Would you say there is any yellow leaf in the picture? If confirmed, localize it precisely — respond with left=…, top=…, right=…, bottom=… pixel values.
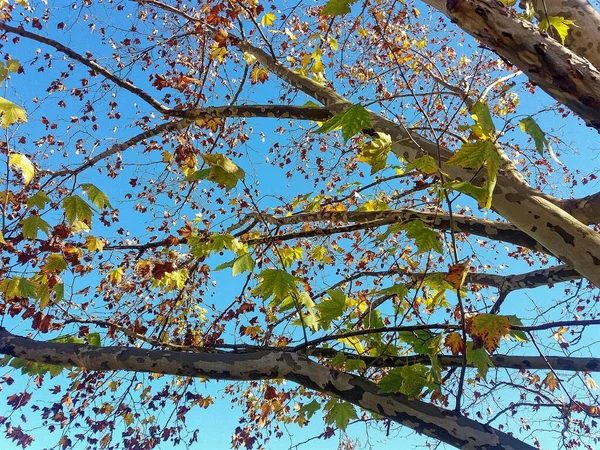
left=260, top=12, right=276, bottom=27
left=162, top=151, right=174, bottom=163
left=585, top=377, right=599, bottom=391
left=85, top=235, right=105, bottom=252
left=108, top=267, right=124, bottom=285
left=0, top=230, right=5, bottom=244
left=9, top=153, right=34, bottom=185
left=71, top=220, right=91, bottom=233
left=0, top=96, right=26, bottom=128
left=243, top=52, right=257, bottom=65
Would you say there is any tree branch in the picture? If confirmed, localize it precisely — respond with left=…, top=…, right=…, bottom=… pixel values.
left=0, top=327, right=535, bottom=450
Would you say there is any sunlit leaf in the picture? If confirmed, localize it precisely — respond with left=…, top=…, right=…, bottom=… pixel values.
left=357, top=132, right=392, bottom=174
left=253, top=269, right=299, bottom=301
left=63, top=195, right=94, bottom=225
left=0, top=97, right=27, bottom=128
left=315, top=104, right=371, bottom=142
left=201, top=153, right=245, bottom=191
left=402, top=220, right=442, bottom=254
left=405, top=155, right=439, bottom=174
left=539, top=16, right=575, bottom=44
left=21, top=215, right=51, bottom=240
left=469, top=314, right=511, bottom=353
left=81, top=183, right=112, bottom=210
left=466, top=342, right=494, bottom=379
left=325, top=400, right=357, bottom=430
left=260, top=12, right=276, bottom=27
left=321, top=0, right=356, bottom=16
left=27, top=191, right=50, bottom=210
left=378, top=364, right=428, bottom=398
left=9, top=153, right=34, bottom=185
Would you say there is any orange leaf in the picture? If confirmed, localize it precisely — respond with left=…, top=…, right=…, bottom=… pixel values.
left=444, top=332, right=465, bottom=356
left=444, top=259, right=471, bottom=290
left=543, top=372, right=559, bottom=392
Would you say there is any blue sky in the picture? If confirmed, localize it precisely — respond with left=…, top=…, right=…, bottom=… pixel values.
left=0, top=0, right=599, bottom=448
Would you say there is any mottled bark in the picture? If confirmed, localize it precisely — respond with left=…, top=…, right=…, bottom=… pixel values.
left=423, top=0, right=600, bottom=130
left=526, top=0, right=600, bottom=69
left=0, top=327, right=534, bottom=450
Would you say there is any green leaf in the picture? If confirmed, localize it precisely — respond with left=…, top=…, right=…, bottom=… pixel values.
left=405, top=155, right=439, bottom=174
left=519, top=116, right=547, bottom=155
left=185, top=168, right=210, bottom=181
left=27, top=191, right=51, bottom=210
left=232, top=253, right=255, bottom=276
left=321, top=0, right=356, bottom=16
left=402, top=220, right=442, bottom=254
left=0, top=277, right=38, bottom=300
left=0, top=97, right=26, bottom=128
left=450, top=181, right=488, bottom=205
left=345, top=358, right=366, bottom=372
left=201, top=153, right=245, bottom=191
left=253, top=269, right=299, bottom=301
left=325, top=401, right=357, bottom=430
left=298, top=400, right=321, bottom=420
left=377, top=283, right=409, bottom=299
left=447, top=140, right=498, bottom=170
left=470, top=102, right=495, bottom=136
left=53, top=283, right=65, bottom=302
left=316, top=289, right=346, bottom=326
left=87, top=332, right=101, bottom=346
left=398, top=330, right=438, bottom=355
left=315, top=104, right=371, bottom=142
left=21, top=215, right=51, bottom=240
left=539, top=16, right=575, bottom=44
left=9, top=153, right=34, bottom=184
left=81, top=183, right=112, bottom=209
left=357, top=132, right=392, bottom=174
left=279, top=246, right=304, bottom=268
left=507, top=315, right=528, bottom=342
left=50, top=334, right=85, bottom=344
left=63, top=195, right=94, bottom=225
left=298, top=291, right=319, bottom=331
left=44, top=253, right=67, bottom=273
left=378, top=364, right=428, bottom=398
left=6, top=59, right=20, bottom=73
left=466, top=342, right=494, bottom=379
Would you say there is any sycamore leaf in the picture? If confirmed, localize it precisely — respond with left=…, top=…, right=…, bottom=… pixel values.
left=539, top=16, right=575, bottom=45
left=81, top=183, right=112, bottom=209
left=325, top=401, right=357, bottom=430
left=85, top=236, right=105, bottom=252
left=9, top=153, right=34, bottom=185
left=315, top=104, right=371, bottom=142
left=402, top=220, right=442, bottom=254
left=279, top=246, right=304, bottom=268
left=0, top=97, right=27, bottom=128
left=108, top=267, right=124, bottom=285
left=507, top=315, right=528, bottom=342
left=311, top=246, right=334, bottom=264
left=450, top=181, right=488, bottom=205
left=398, top=330, right=438, bottom=355
left=6, top=59, right=19, bottom=73
left=298, top=400, right=321, bottom=420
left=44, top=253, right=67, bottom=273
left=87, top=332, right=101, bottom=347
left=321, top=0, right=356, bottom=16
left=63, top=195, right=94, bottom=225
left=253, top=269, right=299, bottom=301
left=405, top=155, right=439, bottom=174
left=543, top=372, right=559, bottom=392
left=377, top=283, right=409, bottom=299
left=447, top=140, right=498, bottom=170
left=444, top=259, right=471, bottom=290
left=316, top=289, right=346, bottom=326
left=21, top=215, right=51, bottom=240
left=519, top=116, right=548, bottom=156
left=298, top=291, right=319, bottom=331
left=470, top=102, right=495, bottom=136
left=260, top=12, right=276, bottom=27
left=0, top=277, right=38, bottom=300
left=232, top=253, right=255, bottom=276
left=201, top=153, right=245, bottom=191
left=444, top=332, right=465, bottom=356
left=0, top=230, right=5, bottom=245
left=466, top=342, right=494, bottom=379
left=27, top=191, right=50, bottom=210
left=378, top=364, right=428, bottom=398
left=469, top=313, right=511, bottom=353
left=357, top=132, right=392, bottom=174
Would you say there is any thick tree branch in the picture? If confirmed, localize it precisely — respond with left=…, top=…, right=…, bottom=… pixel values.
left=0, top=327, right=534, bottom=450
left=423, top=0, right=600, bottom=130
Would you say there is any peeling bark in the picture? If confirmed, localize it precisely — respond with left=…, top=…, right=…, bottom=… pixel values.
left=0, top=328, right=535, bottom=450
left=423, top=0, right=600, bottom=130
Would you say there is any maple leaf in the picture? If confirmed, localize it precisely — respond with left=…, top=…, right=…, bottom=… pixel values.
left=468, top=314, right=511, bottom=353
left=325, top=400, right=357, bottom=430
left=0, top=97, right=27, bottom=128
left=315, top=104, right=371, bottom=142
left=253, top=269, right=299, bottom=301
left=9, top=153, right=34, bottom=185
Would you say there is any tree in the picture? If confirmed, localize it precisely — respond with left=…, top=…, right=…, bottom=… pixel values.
left=0, top=0, right=598, bottom=447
